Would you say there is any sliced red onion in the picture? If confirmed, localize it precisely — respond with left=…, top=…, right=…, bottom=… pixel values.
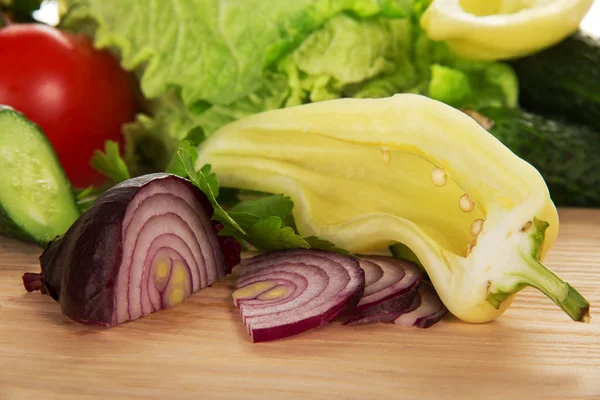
left=22, top=173, right=241, bottom=326
left=233, top=249, right=365, bottom=342
left=354, top=256, right=422, bottom=312
left=394, top=282, right=448, bottom=328
left=238, top=262, right=329, bottom=320
left=343, top=290, right=419, bottom=326
left=360, top=258, right=384, bottom=287
left=235, top=268, right=312, bottom=310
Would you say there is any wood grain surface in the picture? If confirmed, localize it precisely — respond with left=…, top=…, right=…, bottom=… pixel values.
left=0, top=208, right=598, bottom=400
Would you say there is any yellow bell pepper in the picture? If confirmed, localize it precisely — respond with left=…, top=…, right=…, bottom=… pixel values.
left=420, top=0, right=595, bottom=60
left=196, top=94, right=590, bottom=323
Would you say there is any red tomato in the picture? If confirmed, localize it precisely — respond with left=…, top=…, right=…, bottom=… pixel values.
left=0, top=23, right=136, bottom=187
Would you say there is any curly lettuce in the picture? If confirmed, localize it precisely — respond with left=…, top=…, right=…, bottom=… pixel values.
left=63, top=0, right=518, bottom=174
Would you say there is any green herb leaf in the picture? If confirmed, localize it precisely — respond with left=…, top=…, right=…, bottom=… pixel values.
left=90, top=140, right=131, bottom=183
left=304, top=236, right=352, bottom=256
left=73, top=185, right=102, bottom=214
left=222, top=211, right=309, bottom=252
left=216, top=187, right=241, bottom=209
left=171, top=145, right=244, bottom=234
left=230, top=194, right=293, bottom=221
left=199, top=164, right=220, bottom=199
left=165, top=140, right=197, bottom=178
left=221, top=212, right=260, bottom=235
left=245, top=217, right=310, bottom=252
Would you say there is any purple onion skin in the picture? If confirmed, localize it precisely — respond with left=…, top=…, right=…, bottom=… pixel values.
left=213, top=223, right=241, bottom=274
left=33, top=184, right=131, bottom=326
left=22, top=173, right=241, bottom=326
left=342, top=290, right=419, bottom=326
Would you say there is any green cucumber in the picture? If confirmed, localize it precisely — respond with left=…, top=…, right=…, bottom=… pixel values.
left=0, top=106, right=80, bottom=246
left=509, top=33, right=600, bottom=131
left=466, top=107, right=600, bottom=208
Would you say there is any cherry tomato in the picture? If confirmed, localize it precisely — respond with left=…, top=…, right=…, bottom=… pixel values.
left=0, top=23, right=136, bottom=187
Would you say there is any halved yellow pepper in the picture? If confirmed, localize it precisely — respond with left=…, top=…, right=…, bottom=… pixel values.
left=420, top=0, right=594, bottom=60
left=196, top=94, right=590, bottom=323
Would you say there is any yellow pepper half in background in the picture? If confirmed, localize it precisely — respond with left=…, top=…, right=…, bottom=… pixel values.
left=196, top=94, right=590, bottom=324
left=420, top=0, right=595, bottom=60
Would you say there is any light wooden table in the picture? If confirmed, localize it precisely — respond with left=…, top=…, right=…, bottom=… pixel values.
left=0, top=208, right=598, bottom=399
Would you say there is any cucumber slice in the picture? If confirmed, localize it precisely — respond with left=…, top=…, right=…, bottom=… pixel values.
left=0, top=106, right=80, bottom=246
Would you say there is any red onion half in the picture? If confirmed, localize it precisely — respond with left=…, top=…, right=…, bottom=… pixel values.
left=233, top=249, right=365, bottom=342
left=22, top=173, right=241, bottom=326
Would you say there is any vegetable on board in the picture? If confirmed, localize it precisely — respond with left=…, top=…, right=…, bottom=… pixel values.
left=233, top=249, right=365, bottom=342
left=0, top=106, right=79, bottom=246
left=22, top=173, right=241, bottom=326
left=196, top=94, right=590, bottom=324
left=509, top=32, right=600, bottom=132
left=0, top=23, right=137, bottom=188
left=463, top=107, right=600, bottom=208
left=420, top=0, right=594, bottom=60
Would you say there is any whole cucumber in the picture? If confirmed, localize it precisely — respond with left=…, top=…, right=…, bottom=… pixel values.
left=509, top=33, right=600, bottom=132
left=466, top=107, right=600, bottom=208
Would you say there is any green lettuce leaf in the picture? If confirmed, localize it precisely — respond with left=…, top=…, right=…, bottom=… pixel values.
left=66, top=0, right=517, bottom=176
left=123, top=92, right=206, bottom=175
left=65, top=0, right=407, bottom=107
left=346, top=17, right=420, bottom=98
left=125, top=73, right=290, bottom=173
left=413, top=28, right=519, bottom=109
left=63, top=0, right=411, bottom=172
left=292, top=14, right=397, bottom=85
left=426, top=57, right=519, bottom=109
left=279, top=15, right=418, bottom=104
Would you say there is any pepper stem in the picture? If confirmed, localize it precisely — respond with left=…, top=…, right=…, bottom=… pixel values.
left=487, top=217, right=590, bottom=322
left=487, top=256, right=590, bottom=323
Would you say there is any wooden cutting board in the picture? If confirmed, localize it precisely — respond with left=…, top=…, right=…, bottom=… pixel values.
left=0, top=208, right=598, bottom=400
